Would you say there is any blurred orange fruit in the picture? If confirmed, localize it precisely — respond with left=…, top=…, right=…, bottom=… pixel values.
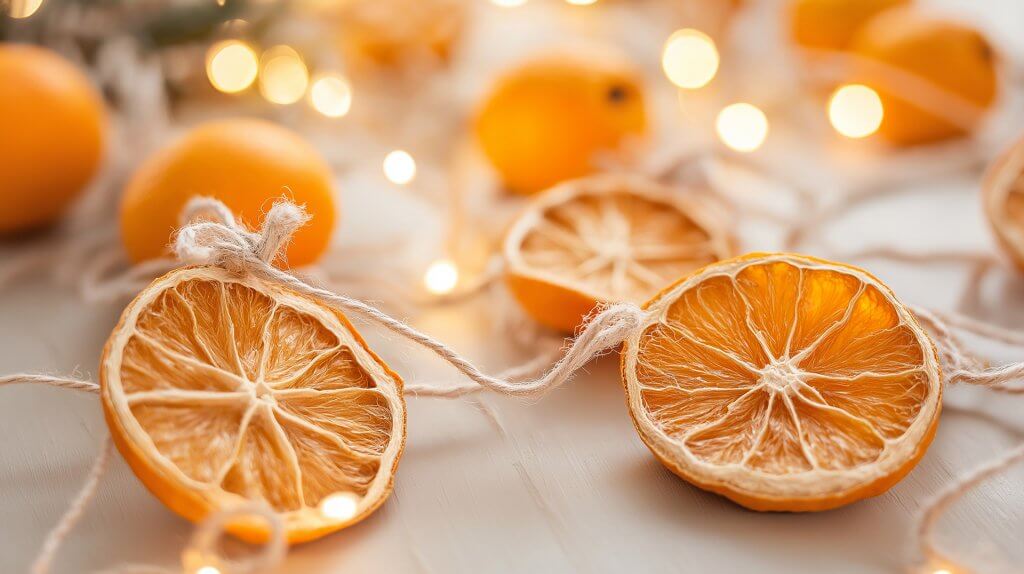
left=101, top=265, right=406, bottom=543
left=849, top=7, right=998, bottom=146
left=503, top=174, right=733, bottom=333
left=475, top=52, right=647, bottom=195
left=333, top=0, right=465, bottom=71
left=0, top=43, right=106, bottom=234
left=622, top=253, right=942, bottom=511
left=983, top=135, right=1024, bottom=270
left=789, top=0, right=910, bottom=51
left=121, top=119, right=336, bottom=267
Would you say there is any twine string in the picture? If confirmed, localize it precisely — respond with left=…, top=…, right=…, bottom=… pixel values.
left=916, top=442, right=1024, bottom=572
left=2, top=376, right=286, bottom=574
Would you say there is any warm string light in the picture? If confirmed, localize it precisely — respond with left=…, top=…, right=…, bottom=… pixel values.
left=8, top=0, right=44, bottom=18
left=319, top=492, right=359, bottom=520
left=383, top=150, right=417, bottom=185
left=205, top=40, right=259, bottom=94
left=424, top=259, right=459, bottom=295
left=491, top=0, right=527, bottom=7
left=194, top=566, right=221, bottom=574
left=661, top=28, right=719, bottom=90
left=716, top=103, right=769, bottom=152
left=566, top=0, right=598, bottom=5
left=259, top=45, right=309, bottom=105
left=828, top=84, right=884, bottom=139
left=310, top=74, right=353, bottom=118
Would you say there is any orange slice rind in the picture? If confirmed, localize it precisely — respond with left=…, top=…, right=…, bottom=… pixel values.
left=101, top=266, right=406, bottom=543
left=503, top=174, right=734, bottom=332
left=621, top=253, right=942, bottom=511
left=984, top=136, right=1024, bottom=270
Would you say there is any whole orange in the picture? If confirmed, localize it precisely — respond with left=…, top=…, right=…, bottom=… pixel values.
left=474, top=51, right=647, bottom=195
left=121, top=119, right=336, bottom=267
left=849, top=7, right=998, bottom=146
left=788, top=0, right=910, bottom=52
left=0, top=43, right=106, bottom=234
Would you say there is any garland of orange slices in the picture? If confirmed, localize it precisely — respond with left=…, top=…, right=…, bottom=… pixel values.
left=4, top=4, right=1024, bottom=573
left=6, top=186, right=1024, bottom=574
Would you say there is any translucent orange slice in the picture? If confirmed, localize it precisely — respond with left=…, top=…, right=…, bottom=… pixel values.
left=621, top=253, right=942, bottom=511
left=984, top=135, right=1024, bottom=270
left=503, top=174, right=734, bottom=332
left=100, top=266, right=406, bottom=543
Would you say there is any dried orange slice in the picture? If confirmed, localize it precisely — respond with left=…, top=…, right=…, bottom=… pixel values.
left=621, top=253, right=941, bottom=511
left=100, top=266, right=405, bottom=543
left=984, top=135, right=1024, bottom=270
left=503, top=174, right=734, bottom=333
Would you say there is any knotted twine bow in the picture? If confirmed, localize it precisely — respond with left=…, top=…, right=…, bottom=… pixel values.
left=6, top=196, right=1024, bottom=573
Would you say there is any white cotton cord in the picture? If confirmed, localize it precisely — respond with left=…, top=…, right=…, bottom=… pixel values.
left=406, top=340, right=566, bottom=398
left=4, top=373, right=288, bottom=574
left=916, top=442, right=1024, bottom=572
left=180, top=503, right=287, bottom=574
left=174, top=197, right=650, bottom=400
left=932, top=308, right=1024, bottom=349
left=911, top=305, right=1024, bottom=393
left=78, top=254, right=178, bottom=304
left=0, top=373, right=101, bottom=394
left=32, top=438, right=114, bottom=574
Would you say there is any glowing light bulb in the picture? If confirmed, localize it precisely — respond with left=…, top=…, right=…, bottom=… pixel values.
left=566, top=0, right=597, bottom=4
left=310, top=74, right=353, bottom=118
left=932, top=570, right=952, bottom=574
left=424, top=259, right=459, bottom=295
left=491, top=0, right=527, bottom=7
left=661, top=28, right=719, bottom=90
left=716, top=103, right=769, bottom=153
left=383, top=150, right=416, bottom=185
left=259, top=46, right=309, bottom=105
left=195, top=566, right=221, bottom=574
left=828, top=84, right=884, bottom=139
left=206, top=40, right=259, bottom=94
left=8, top=0, right=43, bottom=18
left=319, top=492, right=359, bottom=520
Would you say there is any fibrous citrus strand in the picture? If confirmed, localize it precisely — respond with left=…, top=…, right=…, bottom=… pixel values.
left=519, top=191, right=717, bottom=302
left=119, top=278, right=393, bottom=512
left=635, top=260, right=928, bottom=475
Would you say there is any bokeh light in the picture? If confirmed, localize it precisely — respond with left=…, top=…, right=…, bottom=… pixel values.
left=491, top=0, right=527, bottom=7
left=259, top=45, right=309, bottom=105
left=383, top=150, right=417, bottom=185
left=195, top=566, right=221, bottom=574
left=828, top=84, right=884, bottom=139
left=424, top=260, right=459, bottom=295
left=566, top=0, right=598, bottom=5
left=716, top=103, right=769, bottom=153
left=310, top=74, right=353, bottom=118
left=8, top=0, right=44, bottom=18
left=661, top=28, right=719, bottom=90
left=319, top=492, right=359, bottom=520
left=206, top=40, right=259, bottom=94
